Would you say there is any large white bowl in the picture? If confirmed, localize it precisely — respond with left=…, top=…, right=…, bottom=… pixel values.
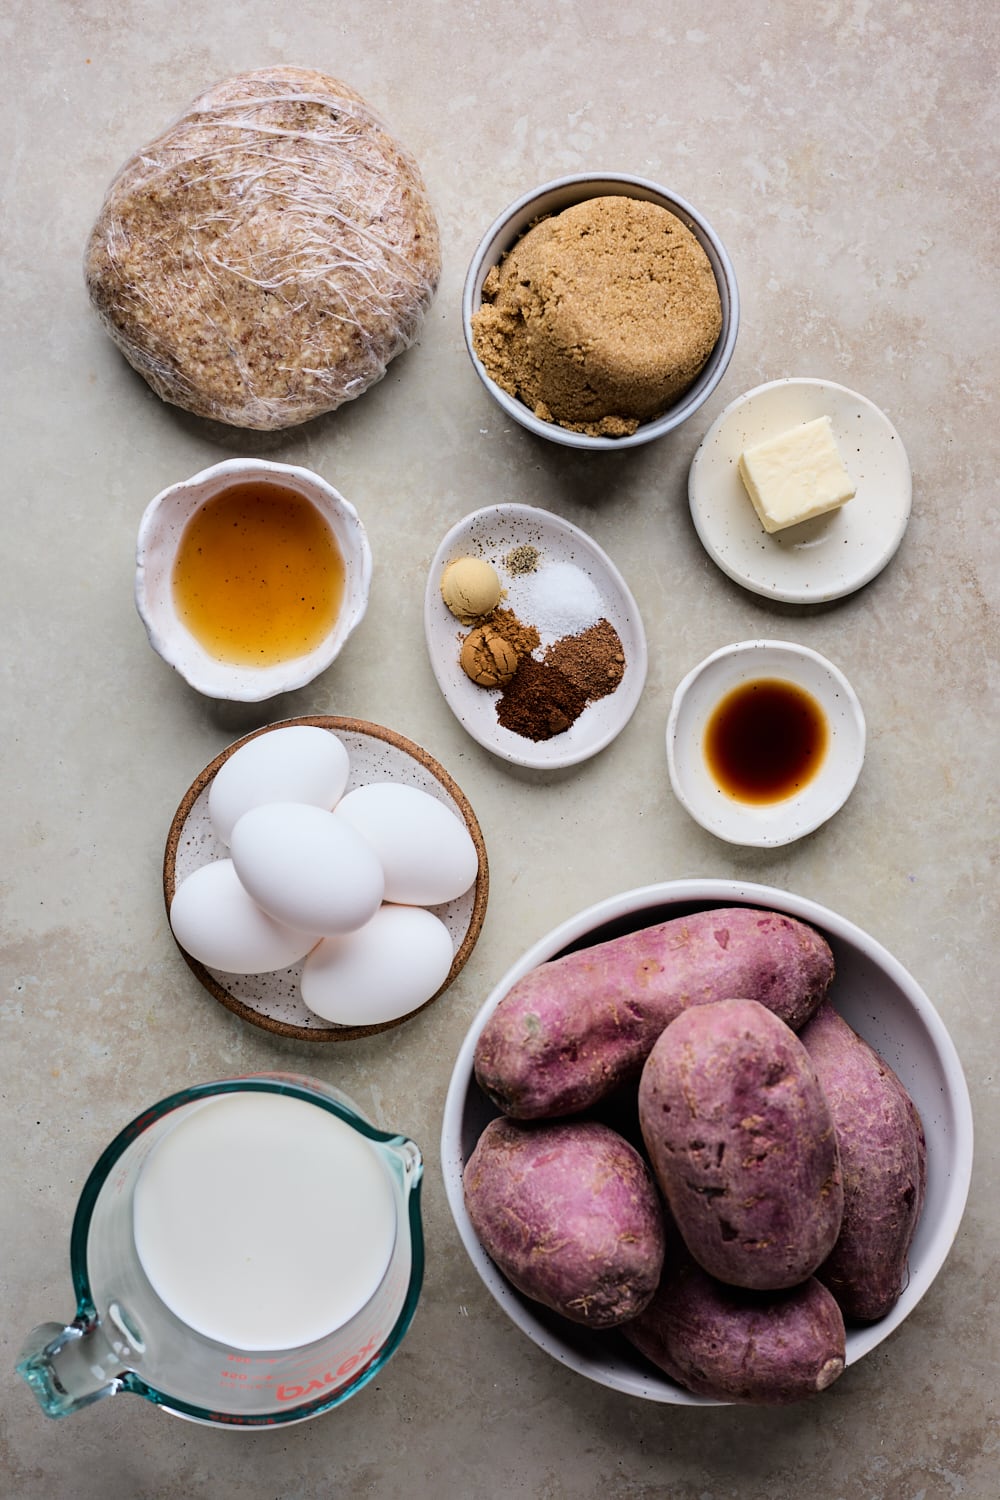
left=463, top=174, right=739, bottom=451
left=441, top=879, right=973, bottom=1405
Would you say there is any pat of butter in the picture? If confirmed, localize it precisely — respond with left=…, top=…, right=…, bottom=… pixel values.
left=738, top=416, right=856, bottom=533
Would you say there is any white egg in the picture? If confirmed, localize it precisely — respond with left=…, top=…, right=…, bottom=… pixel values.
left=209, top=727, right=350, bottom=845
left=230, top=802, right=384, bottom=936
left=169, top=860, right=320, bottom=974
left=334, top=783, right=479, bottom=906
left=300, top=904, right=455, bottom=1025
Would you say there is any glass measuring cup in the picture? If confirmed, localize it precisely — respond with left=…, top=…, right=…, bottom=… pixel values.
left=16, top=1073, right=423, bottom=1427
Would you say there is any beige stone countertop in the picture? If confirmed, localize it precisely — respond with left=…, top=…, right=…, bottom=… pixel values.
left=2, top=3, right=997, bottom=1497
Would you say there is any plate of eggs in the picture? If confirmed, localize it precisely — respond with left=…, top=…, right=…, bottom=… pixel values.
left=164, top=717, right=489, bottom=1040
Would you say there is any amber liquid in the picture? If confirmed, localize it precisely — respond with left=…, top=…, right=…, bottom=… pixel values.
left=704, top=678, right=828, bottom=804
left=172, top=481, right=345, bottom=667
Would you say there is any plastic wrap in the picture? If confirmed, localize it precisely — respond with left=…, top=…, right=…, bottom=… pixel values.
left=85, top=68, right=441, bottom=431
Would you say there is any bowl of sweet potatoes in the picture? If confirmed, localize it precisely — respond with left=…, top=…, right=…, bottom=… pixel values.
left=441, top=879, right=973, bottom=1405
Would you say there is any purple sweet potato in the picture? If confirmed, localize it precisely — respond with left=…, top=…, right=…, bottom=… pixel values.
left=474, top=908, right=834, bottom=1119
left=462, top=1116, right=665, bottom=1328
left=638, top=998, right=843, bottom=1290
left=622, top=1243, right=846, bottom=1404
left=799, top=1001, right=927, bottom=1321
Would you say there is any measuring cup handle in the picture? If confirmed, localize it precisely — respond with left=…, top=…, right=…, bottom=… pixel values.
left=17, top=1319, right=125, bottom=1418
left=397, top=1138, right=423, bottom=1183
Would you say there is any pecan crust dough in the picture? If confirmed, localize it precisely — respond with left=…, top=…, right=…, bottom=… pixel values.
left=85, top=67, right=441, bottom=430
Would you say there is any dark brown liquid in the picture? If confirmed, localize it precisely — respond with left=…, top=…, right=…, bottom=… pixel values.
left=704, top=678, right=828, bottom=804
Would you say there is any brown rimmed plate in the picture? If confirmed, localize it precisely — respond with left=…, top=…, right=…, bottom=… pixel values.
left=163, top=716, right=489, bottom=1041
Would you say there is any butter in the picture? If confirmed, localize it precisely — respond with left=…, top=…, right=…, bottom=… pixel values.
left=738, top=416, right=856, bottom=533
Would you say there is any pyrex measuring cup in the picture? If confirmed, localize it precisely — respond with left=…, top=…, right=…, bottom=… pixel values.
left=16, top=1073, right=423, bottom=1427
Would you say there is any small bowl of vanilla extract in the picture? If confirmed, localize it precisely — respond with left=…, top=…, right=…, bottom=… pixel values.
left=136, top=459, right=372, bottom=701
left=665, top=640, right=866, bottom=846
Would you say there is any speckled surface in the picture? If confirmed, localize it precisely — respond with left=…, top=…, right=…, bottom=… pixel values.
left=2, top=3, right=997, bottom=1497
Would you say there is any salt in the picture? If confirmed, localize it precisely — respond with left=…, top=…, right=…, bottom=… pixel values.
left=508, top=561, right=604, bottom=645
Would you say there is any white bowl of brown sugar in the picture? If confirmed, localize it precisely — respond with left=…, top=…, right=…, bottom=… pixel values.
left=463, top=175, right=739, bottom=451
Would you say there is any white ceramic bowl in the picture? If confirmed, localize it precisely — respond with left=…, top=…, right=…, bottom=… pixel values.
left=441, top=879, right=974, bottom=1406
left=463, top=174, right=739, bottom=451
left=135, top=458, right=372, bottom=701
left=666, top=640, right=866, bottom=847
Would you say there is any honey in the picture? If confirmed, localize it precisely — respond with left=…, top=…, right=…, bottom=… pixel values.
left=172, top=481, right=345, bottom=667
left=704, top=678, right=828, bottom=804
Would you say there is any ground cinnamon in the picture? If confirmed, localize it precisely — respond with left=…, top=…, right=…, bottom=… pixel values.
left=543, top=618, right=624, bottom=701
left=495, top=616, right=627, bottom=741
left=471, top=196, right=722, bottom=436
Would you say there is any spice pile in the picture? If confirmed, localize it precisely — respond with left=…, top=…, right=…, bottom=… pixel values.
left=441, top=550, right=626, bottom=742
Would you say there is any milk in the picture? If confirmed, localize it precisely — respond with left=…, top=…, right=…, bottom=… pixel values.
left=132, top=1092, right=397, bottom=1351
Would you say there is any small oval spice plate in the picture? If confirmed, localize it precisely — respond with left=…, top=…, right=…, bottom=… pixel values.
left=423, top=505, right=648, bottom=769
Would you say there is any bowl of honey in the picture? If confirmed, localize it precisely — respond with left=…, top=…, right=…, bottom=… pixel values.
left=665, top=640, right=866, bottom=846
left=135, top=459, right=372, bottom=701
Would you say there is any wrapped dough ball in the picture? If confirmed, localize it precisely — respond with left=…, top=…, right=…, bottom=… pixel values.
left=85, top=67, right=441, bottom=429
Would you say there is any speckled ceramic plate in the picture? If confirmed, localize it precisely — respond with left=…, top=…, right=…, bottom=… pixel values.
left=163, top=717, right=489, bottom=1041
left=423, top=505, right=647, bottom=769
left=688, top=378, right=912, bottom=602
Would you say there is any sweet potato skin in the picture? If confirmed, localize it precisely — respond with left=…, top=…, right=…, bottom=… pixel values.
left=799, top=1001, right=927, bottom=1321
left=638, top=998, right=843, bottom=1290
left=622, top=1244, right=846, bottom=1404
left=473, top=908, right=835, bottom=1119
left=462, top=1116, right=665, bottom=1328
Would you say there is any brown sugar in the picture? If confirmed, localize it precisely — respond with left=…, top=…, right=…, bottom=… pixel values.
left=471, top=196, right=722, bottom=437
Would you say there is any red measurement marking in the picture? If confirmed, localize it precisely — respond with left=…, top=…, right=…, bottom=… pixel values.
left=275, top=1336, right=380, bottom=1402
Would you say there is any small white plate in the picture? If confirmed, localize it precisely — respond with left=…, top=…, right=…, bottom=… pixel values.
left=666, top=640, right=866, bottom=846
left=164, top=717, right=489, bottom=1041
left=424, top=505, right=647, bottom=770
left=688, top=378, right=911, bottom=602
